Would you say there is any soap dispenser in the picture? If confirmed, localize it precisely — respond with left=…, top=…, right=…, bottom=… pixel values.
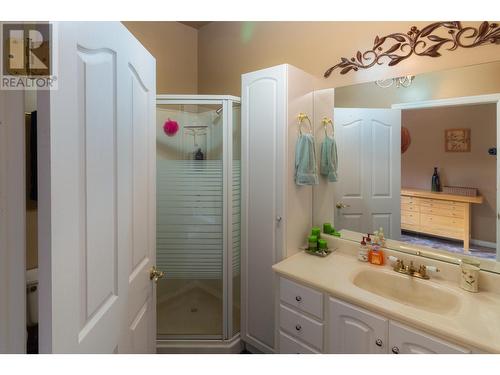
left=369, top=245, right=385, bottom=265
left=358, top=237, right=369, bottom=262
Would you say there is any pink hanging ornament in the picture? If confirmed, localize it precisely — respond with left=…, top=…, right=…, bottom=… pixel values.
left=163, top=118, right=179, bottom=137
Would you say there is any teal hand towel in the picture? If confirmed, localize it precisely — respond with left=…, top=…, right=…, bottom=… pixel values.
left=320, top=135, right=338, bottom=182
left=295, top=133, right=319, bottom=186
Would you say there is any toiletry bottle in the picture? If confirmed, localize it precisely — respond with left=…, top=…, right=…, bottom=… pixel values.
left=358, top=237, right=368, bottom=262
left=431, top=167, right=441, bottom=192
left=365, top=234, right=372, bottom=262
left=369, top=244, right=385, bottom=265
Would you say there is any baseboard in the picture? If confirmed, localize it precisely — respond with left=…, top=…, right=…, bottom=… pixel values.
left=242, top=341, right=264, bottom=354
left=470, top=239, right=496, bottom=249
left=156, top=335, right=243, bottom=354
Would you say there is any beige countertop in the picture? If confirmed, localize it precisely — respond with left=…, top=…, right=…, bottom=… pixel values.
left=272, top=249, right=500, bottom=353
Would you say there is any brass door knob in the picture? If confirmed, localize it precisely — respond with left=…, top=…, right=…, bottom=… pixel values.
left=336, top=202, right=350, bottom=209
left=149, top=266, right=165, bottom=282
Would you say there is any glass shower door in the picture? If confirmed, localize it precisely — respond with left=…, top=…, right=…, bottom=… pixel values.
left=156, top=103, right=224, bottom=339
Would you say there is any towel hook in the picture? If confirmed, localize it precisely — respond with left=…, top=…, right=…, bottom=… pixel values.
left=322, top=117, right=334, bottom=137
left=298, top=113, right=313, bottom=135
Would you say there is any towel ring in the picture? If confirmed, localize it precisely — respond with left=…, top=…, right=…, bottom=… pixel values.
left=322, top=117, right=334, bottom=137
left=298, top=113, right=313, bottom=135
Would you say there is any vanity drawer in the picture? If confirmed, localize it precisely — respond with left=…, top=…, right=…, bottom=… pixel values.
left=401, top=211, right=419, bottom=225
left=280, top=277, right=323, bottom=319
left=280, top=304, right=324, bottom=351
left=420, top=205, right=465, bottom=218
left=279, top=331, right=319, bottom=354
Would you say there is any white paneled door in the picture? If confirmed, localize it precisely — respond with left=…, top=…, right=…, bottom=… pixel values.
left=333, top=108, right=401, bottom=239
left=38, top=22, right=156, bottom=353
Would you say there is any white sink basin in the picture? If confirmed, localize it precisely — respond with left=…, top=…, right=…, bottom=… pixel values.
left=352, top=269, right=461, bottom=314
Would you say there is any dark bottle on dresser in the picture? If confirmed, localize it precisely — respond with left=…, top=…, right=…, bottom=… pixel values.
left=431, top=167, right=441, bottom=192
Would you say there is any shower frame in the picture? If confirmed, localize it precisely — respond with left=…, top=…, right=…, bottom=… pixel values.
left=155, top=95, right=241, bottom=349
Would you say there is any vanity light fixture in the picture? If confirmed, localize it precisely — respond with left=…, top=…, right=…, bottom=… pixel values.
left=375, top=75, right=414, bottom=88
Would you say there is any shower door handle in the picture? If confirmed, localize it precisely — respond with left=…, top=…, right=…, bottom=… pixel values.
left=150, top=266, right=165, bottom=283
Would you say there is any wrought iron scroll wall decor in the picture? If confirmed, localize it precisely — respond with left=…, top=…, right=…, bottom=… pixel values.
left=324, top=21, right=500, bottom=77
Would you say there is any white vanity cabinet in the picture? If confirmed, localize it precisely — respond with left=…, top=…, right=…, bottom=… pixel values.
left=276, top=277, right=473, bottom=354
left=389, top=321, right=471, bottom=354
left=329, top=297, right=388, bottom=354
left=277, top=278, right=325, bottom=353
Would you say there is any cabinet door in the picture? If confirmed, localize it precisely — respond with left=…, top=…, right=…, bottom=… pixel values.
left=389, top=321, right=471, bottom=354
left=241, top=65, right=287, bottom=353
left=329, top=297, right=388, bottom=354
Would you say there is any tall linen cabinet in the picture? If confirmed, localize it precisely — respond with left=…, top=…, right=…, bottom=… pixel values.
left=241, top=64, right=314, bottom=353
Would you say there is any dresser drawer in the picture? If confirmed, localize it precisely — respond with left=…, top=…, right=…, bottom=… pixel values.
left=420, top=205, right=465, bottom=218
left=280, top=304, right=324, bottom=351
left=401, top=210, right=419, bottom=225
left=420, top=213, right=464, bottom=228
left=401, top=196, right=420, bottom=205
left=279, top=331, right=319, bottom=354
left=420, top=199, right=467, bottom=210
left=401, top=203, right=419, bottom=213
left=280, top=277, right=323, bottom=319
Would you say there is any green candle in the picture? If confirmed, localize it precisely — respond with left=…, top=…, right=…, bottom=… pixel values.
left=323, top=223, right=333, bottom=234
left=311, top=227, right=321, bottom=238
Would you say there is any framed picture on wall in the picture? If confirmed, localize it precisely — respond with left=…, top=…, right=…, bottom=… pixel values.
left=445, top=128, right=471, bottom=152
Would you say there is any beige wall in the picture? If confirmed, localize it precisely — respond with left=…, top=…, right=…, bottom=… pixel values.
left=198, top=22, right=500, bottom=95
left=124, top=21, right=198, bottom=94
left=336, top=61, right=500, bottom=108
left=402, top=104, right=496, bottom=243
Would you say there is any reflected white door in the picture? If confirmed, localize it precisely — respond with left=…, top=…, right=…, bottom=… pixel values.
left=333, top=108, right=401, bottom=239
left=38, top=22, right=156, bottom=353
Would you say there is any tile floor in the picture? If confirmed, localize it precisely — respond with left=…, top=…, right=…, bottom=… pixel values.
left=401, top=231, right=497, bottom=260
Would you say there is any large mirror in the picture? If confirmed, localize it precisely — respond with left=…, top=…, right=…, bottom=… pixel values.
left=325, top=60, right=500, bottom=273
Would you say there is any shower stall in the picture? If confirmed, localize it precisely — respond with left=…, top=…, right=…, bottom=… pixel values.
left=155, top=95, right=241, bottom=351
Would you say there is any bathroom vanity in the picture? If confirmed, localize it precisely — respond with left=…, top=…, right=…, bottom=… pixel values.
left=272, top=237, right=500, bottom=354
left=401, top=188, right=484, bottom=251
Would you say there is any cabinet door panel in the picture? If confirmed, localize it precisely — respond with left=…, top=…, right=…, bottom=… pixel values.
left=389, top=321, right=471, bottom=354
left=329, top=297, right=388, bottom=354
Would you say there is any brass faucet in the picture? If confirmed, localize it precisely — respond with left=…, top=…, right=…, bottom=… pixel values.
left=392, top=259, right=440, bottom=280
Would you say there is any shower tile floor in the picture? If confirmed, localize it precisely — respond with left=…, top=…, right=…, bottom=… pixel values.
left=401, top=231, right=497, bottom=260
left=157, top=279, right=240, bottom=337
left=157, top=286, right=223, bottom=336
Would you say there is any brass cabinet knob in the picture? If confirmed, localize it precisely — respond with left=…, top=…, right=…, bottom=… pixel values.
left=149, top=266, right=165, bottom=282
